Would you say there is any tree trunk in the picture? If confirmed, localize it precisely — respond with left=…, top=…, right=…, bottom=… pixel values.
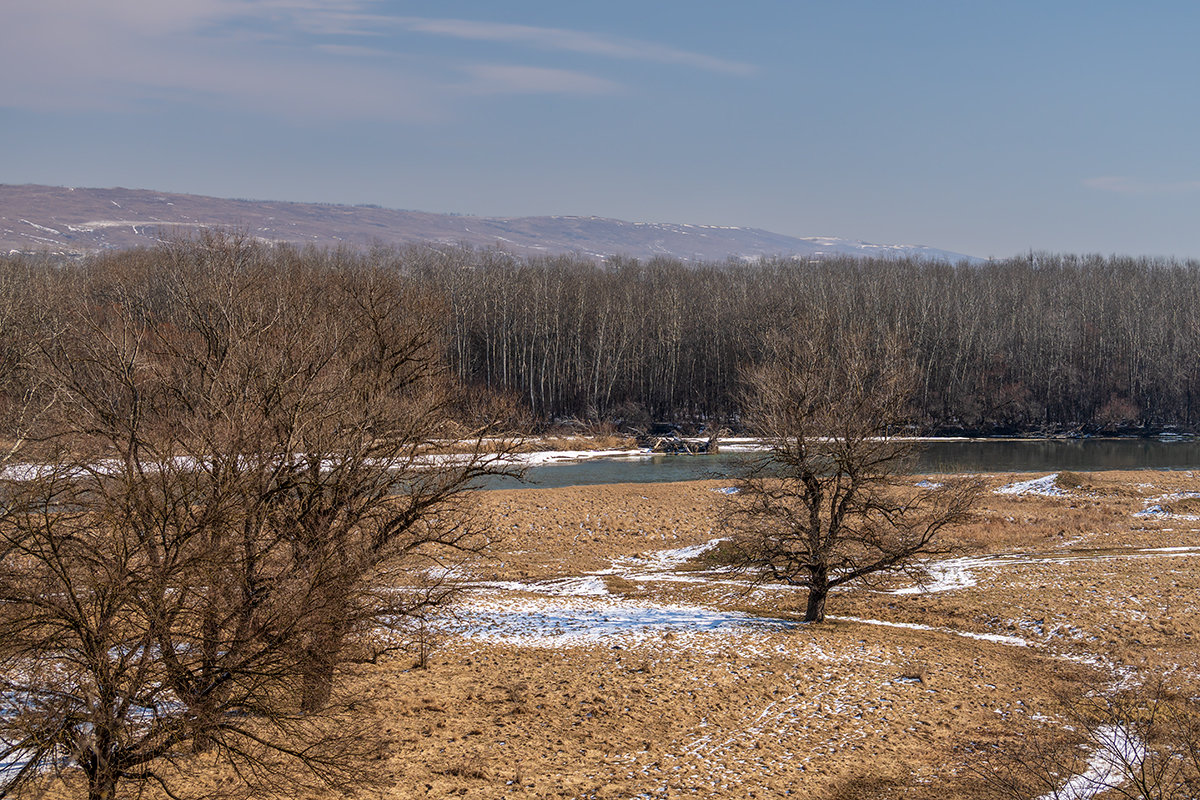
left=300, top=595, right=351, bottom=714
left=803, top=582, right=828, bottom=623
left=300, top=648, right=337, bottom=713
left=87, top=767, right=120, bottom=800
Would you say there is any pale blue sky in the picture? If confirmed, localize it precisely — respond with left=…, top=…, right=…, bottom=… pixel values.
left=4, top=1, right=1200, bottom=259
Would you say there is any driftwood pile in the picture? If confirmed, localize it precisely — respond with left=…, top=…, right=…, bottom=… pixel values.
left=636, top=425, right=725, bottom=454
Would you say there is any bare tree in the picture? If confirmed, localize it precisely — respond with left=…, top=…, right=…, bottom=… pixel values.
left=0, top=234, right=512, bottom=799
left=723, top=329, right=979, bottom=622
left=0, top=451, right=370, bottom=800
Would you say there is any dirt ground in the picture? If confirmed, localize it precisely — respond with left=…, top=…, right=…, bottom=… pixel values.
left=308, top=469, right=1198, bottom=799
left=32, top=469, right=1200, bottom=799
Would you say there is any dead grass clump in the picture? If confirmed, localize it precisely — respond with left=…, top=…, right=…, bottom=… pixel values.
left=440, top=755, right=489, bottom=780
left=896, top=662, right=929, bottom=684
left=1055, top=470, right=1089, bottom=491
left=505, top=682, right=529, bottom=714
left=602, top=575, right=638, bottom=594
left=1052, top=470, right=1145, bottom=499
left=824, top=772, right=906, bottom=800
left=1164, top=497, right=1200, bottom=515
left=685, top=538, right=742, bottom=570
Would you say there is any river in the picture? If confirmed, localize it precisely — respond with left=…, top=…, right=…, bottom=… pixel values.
left=484, top=437, right=1200, bottom=490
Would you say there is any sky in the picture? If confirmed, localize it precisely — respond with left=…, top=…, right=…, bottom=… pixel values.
left=4, top=1, right=1200, bottom=260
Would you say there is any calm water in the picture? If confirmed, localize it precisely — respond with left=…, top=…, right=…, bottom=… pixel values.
left=484, top=438, right=1200, bottom=490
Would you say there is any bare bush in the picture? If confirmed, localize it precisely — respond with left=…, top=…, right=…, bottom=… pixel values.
left=971, top=680, right=1200, bottom=800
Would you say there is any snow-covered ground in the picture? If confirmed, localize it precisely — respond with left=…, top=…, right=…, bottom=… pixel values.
left=888, top=557, right=980, bottom=594
left=1133, top=491, right=1200, bottom=519
left=1036, top=725, right=1143, bottom=800
left=451, top=595, right=797, bottom=648
left=994, top=474, right=1067, bottom=497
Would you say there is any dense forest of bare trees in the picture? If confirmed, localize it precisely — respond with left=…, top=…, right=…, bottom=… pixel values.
left=399, top=248, right=1200, bottom=434
left=4, top=243, right=1199, bottom=434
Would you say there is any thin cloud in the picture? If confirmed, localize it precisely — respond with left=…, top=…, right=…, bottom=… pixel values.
left=1, top=1, right=748, bottom=120
left=1085, top=176, right=1200, bottom=195
left=462, top=65, right=621, bottom=96
left=392, top=17, right=756, bottom=77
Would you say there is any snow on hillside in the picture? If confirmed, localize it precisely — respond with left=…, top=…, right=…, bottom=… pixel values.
left=0, top=184, right=983, bottom=264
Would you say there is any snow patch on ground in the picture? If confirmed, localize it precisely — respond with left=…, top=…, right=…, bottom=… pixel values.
left=450, top=595, right=797, bottom=647
left=514, top=448, right=650, bottom=466
left=471, top=575, right=611, bottom=597
left=634, top=539, right=722, bottom=571
left=1133, top=491, right=1200, bottom=519
left=889, top=557, right=980, bottom=594
left=994, top=474, right=1066, bottom=497
left=1037, top=725, right=1143, bottom=800
left=831, top=616, right=1033, bottom=648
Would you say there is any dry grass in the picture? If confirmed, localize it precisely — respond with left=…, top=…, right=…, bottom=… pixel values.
left=27, top=469, right=1200, bottom=799
left=601, top=574, right=638, bottom=594
left=514, top=434, right=638, bottom=453
left=1053, top=469, right=1146, bottom=498
left=1165, top=496, right=1200, bottom=515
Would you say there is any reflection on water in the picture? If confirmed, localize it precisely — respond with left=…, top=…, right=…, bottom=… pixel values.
left=918, top=438, right=1200, bottom=474
left=482, top=439, right=1200, bottom=490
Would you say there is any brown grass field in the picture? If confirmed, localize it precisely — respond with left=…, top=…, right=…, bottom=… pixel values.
left=31, top=469, right=1200, bottom=799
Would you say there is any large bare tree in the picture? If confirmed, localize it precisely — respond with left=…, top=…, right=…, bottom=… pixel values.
left=724, top=329, right=979, bottom=622
left=0, top=234, right=512, bottom=799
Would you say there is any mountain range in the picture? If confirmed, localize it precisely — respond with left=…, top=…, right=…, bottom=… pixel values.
left=0, top=184, right=980, bottom=263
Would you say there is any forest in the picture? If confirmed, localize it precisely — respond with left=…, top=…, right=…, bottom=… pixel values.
left=383, top=244, right=1200, bottom=435
left=4, top=236, right=1199, bottom=436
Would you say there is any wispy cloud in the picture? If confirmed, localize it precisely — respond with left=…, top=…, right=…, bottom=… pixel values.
left=0, top=1, right=752, bottom=121
left=390, top=17, right=757, bottom=77
left=462, top=65, right=621, bottom=96
left=1084, top=176, right=1200, bottom=195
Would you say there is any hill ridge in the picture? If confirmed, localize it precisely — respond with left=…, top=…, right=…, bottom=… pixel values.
left=0, top=183, right=980, bottom=263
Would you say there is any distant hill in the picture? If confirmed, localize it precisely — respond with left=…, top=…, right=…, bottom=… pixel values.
left=0, top=184, right=981, bottom=263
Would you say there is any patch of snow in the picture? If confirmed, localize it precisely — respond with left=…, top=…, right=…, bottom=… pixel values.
left=633, top=539, right=723, bottom=571
left=1037, top=725, right=1143, bottom=800
left=889, top=557, right=979, bottom=594
left=994, top=474, right=1066, bottom=497
left=514, top=448, right=649, bottom=466
left=830, top=616, right=1032, bottom=648
left=713, top=438, right=769, bottom=452
left=18, top=219, right=61, bottom=235
left=450, top=595, right=796, bottom=647
left=1134, top=492, right=1200, bottom=520
left=526, top=576, right=610, bottom=596
left=1134, top=505, right=1170, bottom=518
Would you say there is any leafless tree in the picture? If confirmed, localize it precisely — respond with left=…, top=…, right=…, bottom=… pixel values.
left=723, top=329, right=980, bottom=622
left=0, top=233, right=512, bottom=799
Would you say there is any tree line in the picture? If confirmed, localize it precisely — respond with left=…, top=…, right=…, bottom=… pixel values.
left=396, top=247, right=1200, bottom=434
left=3, top=242, right=1199, bottom=435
